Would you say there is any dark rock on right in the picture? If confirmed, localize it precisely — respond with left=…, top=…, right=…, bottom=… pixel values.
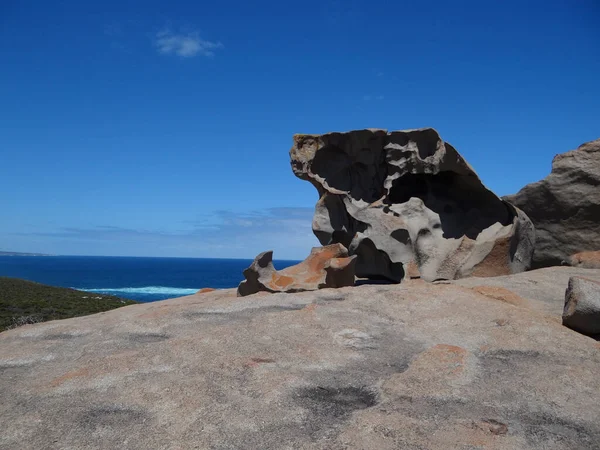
left=562, top=276, right=600, bottom=337
left=504, top=138, right=600, bottom=269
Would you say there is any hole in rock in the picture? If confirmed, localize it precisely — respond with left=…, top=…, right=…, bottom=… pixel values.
left=352, top=237, right=405, bottom=282
left=390, top=228, right=410, bottom=244
left=311, top=144, right=387, bottom=203
left=386, top=172, right=513, bottom=239
left=407, top=129, right=441, bottom=159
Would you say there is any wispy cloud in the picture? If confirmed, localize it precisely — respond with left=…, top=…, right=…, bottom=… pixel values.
left=155, top=28, right=223, bottom=58
left=12, top=207, right=317, bottom=260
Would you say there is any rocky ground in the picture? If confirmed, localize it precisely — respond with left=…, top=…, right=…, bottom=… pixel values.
left=1, top=267, right=600, bottom=450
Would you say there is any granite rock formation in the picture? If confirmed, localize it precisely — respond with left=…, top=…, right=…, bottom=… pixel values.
left=2, top=266, right=600, bottom=449
left=565, top=250, right=600, bottom=269
left=237, top=243, right=356, bottom=296
left=291, top=128, right=535, bottom=282
left=504, top=138, right=600, bottom=268
left=562, top=276, right=600, bottom=336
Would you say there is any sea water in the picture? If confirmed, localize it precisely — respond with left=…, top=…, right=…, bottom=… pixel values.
left=0, top=256, right=299, bottom=302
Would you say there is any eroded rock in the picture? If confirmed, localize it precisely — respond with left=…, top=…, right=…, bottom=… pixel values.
left=291, top=128, right=535, bottom=282
left=563, top=276, right=600, bottom=336
left=505, top=138, right=600, bottom=268
left=237, top=243, right=356, bottom=296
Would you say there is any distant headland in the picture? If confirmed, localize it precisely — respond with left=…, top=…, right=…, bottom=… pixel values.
left=0, top=250, right=53, bottom=256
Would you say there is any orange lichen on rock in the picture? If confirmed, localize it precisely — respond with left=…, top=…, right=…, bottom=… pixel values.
left=427, top=344, right=468, bottom=376
left=271, top=274, right=294, bottom=289
left=469, top=285, right=529, bottom=308
left=50, top=367, right=91, bottom=387
left=237, top=244, right=357, bottom=296
left=565, top=250, right=600, bottom=269
left=197, top=288, right=216, bottom=294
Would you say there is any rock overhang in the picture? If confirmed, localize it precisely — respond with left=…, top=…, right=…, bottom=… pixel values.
left=290, top=127, right=535, bottom=282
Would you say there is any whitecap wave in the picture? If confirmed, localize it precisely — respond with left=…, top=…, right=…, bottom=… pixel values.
left=75, top=287, right=199, bottom=296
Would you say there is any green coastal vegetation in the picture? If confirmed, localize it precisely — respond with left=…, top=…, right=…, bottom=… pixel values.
left=0, top=277, right=137, bottom=332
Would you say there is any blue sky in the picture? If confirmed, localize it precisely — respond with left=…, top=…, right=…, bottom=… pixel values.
left=1, top=0, right=598, bottom=259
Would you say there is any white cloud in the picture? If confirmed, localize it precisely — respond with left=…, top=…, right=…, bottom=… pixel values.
left=155, top=29, right=223, bottom=58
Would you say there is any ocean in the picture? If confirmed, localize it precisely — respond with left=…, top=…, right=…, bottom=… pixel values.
left=0, top=256, right=299, bottom=302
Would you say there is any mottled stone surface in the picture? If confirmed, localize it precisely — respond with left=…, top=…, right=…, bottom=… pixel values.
left=563, top=276, right=600, bottom=336
left=455, top=266, right=600, bottom=317
left=237, top=244, right=356, bottom=296
left=291, top=128, right=535, bottom=282
left=1, top=267, right=600, bottom=449
left=505, top=138, right=600, bottom=268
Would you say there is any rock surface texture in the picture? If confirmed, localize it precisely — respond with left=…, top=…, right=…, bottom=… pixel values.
left=562, top=276, right=600, bottom=336
left=565, top=250, right=600, bottom=269
left=1, top=267, right=600, bottom=449
left=237, top=244, right=356, bottom=296
left=456, top=266, right=600, bottom=317
left=290, top=128, right=535, bottom=282
left=504, top=138, right=600, bottom=268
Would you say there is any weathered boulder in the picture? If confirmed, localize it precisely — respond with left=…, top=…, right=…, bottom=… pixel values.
left=504, top=138, right=600, bottom=268
left=237, top=243, right=356, bottom=296
left=291, top=128, right=535, bottom=282
left=563, top=276, right=600, bottom=336
left=564, top=250, right=600, bottom=269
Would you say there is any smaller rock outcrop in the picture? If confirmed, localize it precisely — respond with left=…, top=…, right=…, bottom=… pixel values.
left=564, top=250, right=600, bottom=269
left=237, top=244, right=356, bottom=296
left=504, top=138, right=600, bottom=268
left=563, top=276, right=600, bottom=337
